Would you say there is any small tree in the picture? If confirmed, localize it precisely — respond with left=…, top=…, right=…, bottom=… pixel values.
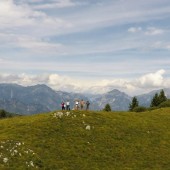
left=129, top=97, right=139, bottom=111
left=159, top=89, right=167, bottom=104
left=150, top=90, right=167, bottom=107
left=104, top=104, right=111, bottom=112
left=150, top=93, right=159, bottom=107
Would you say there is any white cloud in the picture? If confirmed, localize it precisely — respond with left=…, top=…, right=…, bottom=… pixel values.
left=0, top=0, right=170, bottom=56
left=128, top=27, right=142, bottom=33
left=136, top=69, right=166, bottom=88
left=0, top=0, right=72, bottom=35
left=17, top=36, right=65, bottom=53
left=128, top=26, right=164, bottom=35
left=0, top=0, right=74, bottom=53
left=0, top=0, right=45, bottom=28
left=0, top=73, right=88, bottom=92
left=145, top=27, right=164, bottom=35
left=33, top=0, right=76, bottom=9
left=0, top=73, right=48, bottom=85
left=150, top=41, right=170, bottom=50
left=166, top=44, right=170, bottom=49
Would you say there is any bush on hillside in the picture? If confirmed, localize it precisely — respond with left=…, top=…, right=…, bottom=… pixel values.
left=133, top=106, right=147, bottom=112
left=0, top=109, right=17, bottom=118
left=147, top=107, right=158, bottom=111
left=159, top=99, right=170, bottom=108
left=0, top=109, right=7, bottom=118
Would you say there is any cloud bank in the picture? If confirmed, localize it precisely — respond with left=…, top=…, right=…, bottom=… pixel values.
left=0, top=70, right=169, bottom=96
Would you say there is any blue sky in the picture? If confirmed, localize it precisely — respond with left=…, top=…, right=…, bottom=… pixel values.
left=0, top=0, right=170, bottom=95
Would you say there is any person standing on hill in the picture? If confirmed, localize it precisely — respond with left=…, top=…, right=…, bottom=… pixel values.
left=61, top=102, right=65, bottom=110
left=75, top=100, right=79, bottom=110
left=80, top=99, right=85, bottom=110
left=64, top=103, right=66, bottom=110
left=86, top=101, right=90, bottom=111
left=66, top=100, right=70, bottom=110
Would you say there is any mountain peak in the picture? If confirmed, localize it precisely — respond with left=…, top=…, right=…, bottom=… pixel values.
left=107, top=89, right=127, bottom=96
left=29, top=84, right=49, bottom=89
left=108, top=89, right=121, bottom=93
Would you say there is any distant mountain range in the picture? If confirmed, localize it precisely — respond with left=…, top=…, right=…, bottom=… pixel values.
left=0, top=83, right=169, bottom=114
left=91, top=89, right=131, bottom=111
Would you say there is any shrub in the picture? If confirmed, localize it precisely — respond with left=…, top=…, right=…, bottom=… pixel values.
left=0, top=109, right=7, bottom=118
left=0, top=109, right=16, bottom=118
left=159, top=99, right=170, bottom=108
left=133, top=106, right=147, bottom=112
left=147, top=107, right=158, bottom=111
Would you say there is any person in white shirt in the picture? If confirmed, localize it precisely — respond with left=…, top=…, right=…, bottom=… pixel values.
left=75, top=100, right=79, bottom=110
left=66, top=100, right=70, bottom=110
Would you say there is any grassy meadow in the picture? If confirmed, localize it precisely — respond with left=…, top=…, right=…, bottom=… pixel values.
left=0, top=108, right=169, bottom=169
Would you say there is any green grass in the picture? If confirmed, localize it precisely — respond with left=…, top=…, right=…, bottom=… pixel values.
left=0, top=108, right=170, bottom=169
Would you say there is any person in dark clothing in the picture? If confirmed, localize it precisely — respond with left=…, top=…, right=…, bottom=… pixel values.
left=86, top=101, right=90, bottom=111
left=61, top=102, right=65, bottom=110
left=80, top=99, right=85, bottom=110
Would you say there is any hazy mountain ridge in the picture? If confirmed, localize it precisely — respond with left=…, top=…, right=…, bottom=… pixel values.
left=92, top=89, right=132, bottom=111
left=0, top=83, right=169, bottom=114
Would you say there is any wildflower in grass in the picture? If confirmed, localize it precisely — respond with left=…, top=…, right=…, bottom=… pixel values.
left=16, top=142, right=21, bottom=146
left=66, top=112, right=70, bottom=116
left=53, top=113, right=57, bottom=117
left=14, top=150, right=18, bottom=153
left=30, top=161, right=34, bottom=167
left=57, top=112, right=63, bottom=118
left=3, top=157, right=8, bottom=163
left=86, top=125, right=91, bottom=130
left=0, top=145, right=4, bottom=148
left=29, top=149, right=33, bottom=153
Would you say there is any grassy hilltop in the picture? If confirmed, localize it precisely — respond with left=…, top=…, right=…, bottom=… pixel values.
left=0, top=109, right=170, bottom=169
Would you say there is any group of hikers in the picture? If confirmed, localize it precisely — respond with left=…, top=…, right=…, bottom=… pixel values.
left=61, top=99, right=90, bottom=111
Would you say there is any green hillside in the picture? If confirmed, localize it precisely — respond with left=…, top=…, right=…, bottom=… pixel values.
left=0, top=109, right=170, bottom=170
